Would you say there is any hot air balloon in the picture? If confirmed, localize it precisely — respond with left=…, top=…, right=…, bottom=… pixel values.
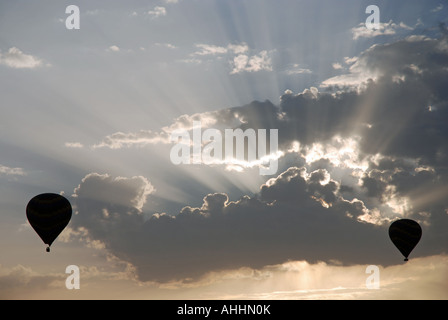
left=26, top=193, right=72, bottom=252
left=388, top=219, right=422, bottom=261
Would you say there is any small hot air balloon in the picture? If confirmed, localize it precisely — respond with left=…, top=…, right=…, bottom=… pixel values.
left=388, top=219, right=422, bottom=261
left=26, top=193, right=72, bottom=252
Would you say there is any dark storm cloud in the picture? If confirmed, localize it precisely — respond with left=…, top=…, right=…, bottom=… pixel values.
left=72, top=32, right=448, bottom=282
left=73, top=167, right=395, bottom=282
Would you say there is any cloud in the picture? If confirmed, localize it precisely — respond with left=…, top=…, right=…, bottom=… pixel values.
left=185, top=43, right=271, bottom=74
left=65, top=142, right=84, bottom=149
left=71, top=165, right=405, bottom=282
left=344, top=56, right=358, bottom=65
left=0, top=164, right=26, bottom=176
left=147, top=6, right=166, bottom=18
left=71, top=157, right=447, bottom=283
left=155, top=43, right=177, bottom=49
left=73, top=173, right=154, bottom=211
left=93, top=130, right=169, bottom=149
left=332, top=62, right=343, bottom=70
left=230, top=50, right=273, bottom=74
left=285, top=64, right=313, bottom=75
left=322, top=33, right=447, bottom=89
left=0, top=47, right=43, bottom=69
left=351, top=20, right=413, bottom=40
left=93, top=111, right=221, bottom=149
left=193, top=43, right=249, bottom=56
left=320, top=64, right=378, bottom=89
left=193, top=44, right=231, bottom=56
left=108, top=45, right=120, bottom=52
left=431, top=4, right=443, bottom=13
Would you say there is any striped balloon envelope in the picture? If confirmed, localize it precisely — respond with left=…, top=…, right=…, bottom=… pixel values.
left=388, top=219, right=422, bottom=261
left=26, top=193, right=72, bottom=252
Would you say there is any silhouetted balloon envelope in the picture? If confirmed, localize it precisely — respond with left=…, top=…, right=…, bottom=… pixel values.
left=388, top=219, right=422, bottom=261
left=26, top=193, right=72, bottom=252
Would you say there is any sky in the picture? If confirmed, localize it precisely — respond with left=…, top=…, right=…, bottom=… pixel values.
left=0, top=0, right=447, bottom=299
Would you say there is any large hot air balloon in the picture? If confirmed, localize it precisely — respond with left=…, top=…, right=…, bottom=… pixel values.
left=26, top=193, right=72, bottom=252
left=388, top=219, right=422, bottom=261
